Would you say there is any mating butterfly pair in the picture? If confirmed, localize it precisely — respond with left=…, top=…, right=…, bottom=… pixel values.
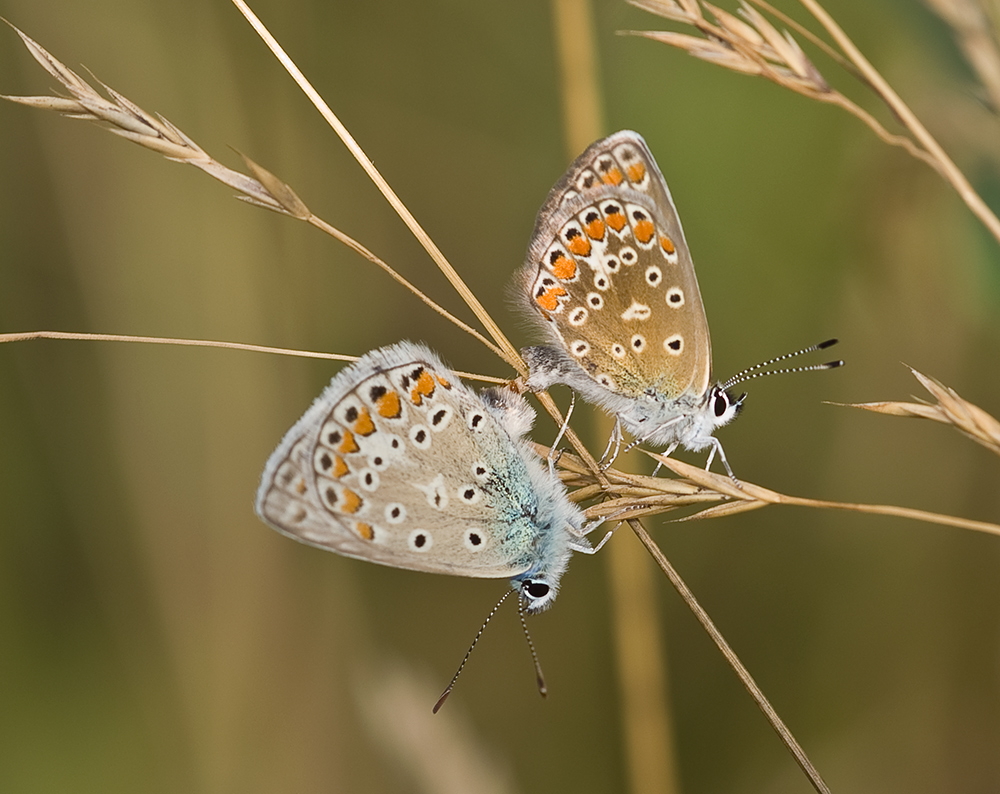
left=256, top=131, right=839, bottom=613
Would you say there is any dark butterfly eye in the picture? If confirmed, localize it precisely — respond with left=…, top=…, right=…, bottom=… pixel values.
left=525, top=581, right=550, bottom=599
left=713, top=393, right=729, bottom=417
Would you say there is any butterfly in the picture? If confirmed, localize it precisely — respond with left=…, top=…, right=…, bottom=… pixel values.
left=517, top=130, right=840, bottom=477
left=255, top=341, right=593, bottom=613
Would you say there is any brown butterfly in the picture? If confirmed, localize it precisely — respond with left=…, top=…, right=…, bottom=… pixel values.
left=517, top=131, right=840, bottom=478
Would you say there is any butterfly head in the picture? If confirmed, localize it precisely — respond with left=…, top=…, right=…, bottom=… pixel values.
left=709, top=384, right=745, bottom=430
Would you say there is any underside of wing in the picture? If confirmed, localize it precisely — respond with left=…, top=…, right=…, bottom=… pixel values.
left=256, top=344, right=543, bottom=579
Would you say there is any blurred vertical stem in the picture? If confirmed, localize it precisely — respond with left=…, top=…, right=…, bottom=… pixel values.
left=550, top=2, right=680, bottom=793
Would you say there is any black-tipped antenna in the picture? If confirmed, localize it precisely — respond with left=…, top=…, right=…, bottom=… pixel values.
left=721, top=338, right=843, bottom=392
left=433, top=589, right=516, bottom=713
left=518, top=596, right=548, bottom=699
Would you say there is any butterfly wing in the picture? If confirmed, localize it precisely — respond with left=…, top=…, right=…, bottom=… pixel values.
left=518, top=131, right=712, bottom=404
left=256, top=342, right=570, bottom=579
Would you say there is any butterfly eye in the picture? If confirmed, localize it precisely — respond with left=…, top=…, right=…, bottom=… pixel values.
left=525, top=581, right=550, bottom=600
left=713, top=393, right=730, bottom=417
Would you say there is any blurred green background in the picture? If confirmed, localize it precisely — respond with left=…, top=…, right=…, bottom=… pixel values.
left=1, top=0, right=999, bottom=791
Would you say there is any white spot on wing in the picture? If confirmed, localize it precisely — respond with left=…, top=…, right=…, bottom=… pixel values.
left=621, top=301, right=652, bottom=321
left=414, top=474, right=449, bottom=510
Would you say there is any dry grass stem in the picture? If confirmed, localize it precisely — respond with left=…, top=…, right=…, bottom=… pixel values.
left=838, top=367, right=1000, bottom=457
left=229, top=0, right=522, bottom=372
left=625, top=0, right=935, bottom=167
left=621, top=514, right=831, bottom=793
left=0, top=23, right=508, bottom=364
left=923, top=0, right=1000, bottom=112
left=627, top=0, right=1000, bottom=246
left=554, top=454, right=1000, bottom=536
left=0, top=331, right=506, bottom=384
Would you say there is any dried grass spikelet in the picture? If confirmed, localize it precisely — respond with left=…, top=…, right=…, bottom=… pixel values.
left=625, top=0, right=1000, bottom=247
left=544, top=431, right=1000, bottom=536
left=0, top=22, right=506, bottom=360
left=838, top=367, right=1000, bottom=457
left=0, top=25, right=304, bottom=217
left=548, top=446, right=768, bottom=522
left=625, top=0, right=831, bottom=97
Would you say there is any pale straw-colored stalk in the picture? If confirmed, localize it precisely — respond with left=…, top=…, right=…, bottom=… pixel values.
left=0, top=23, right=508, bottom=366
left=550, top=2, right=679, bottom=793
left=922, top=0, right=1000, bottom=112
left=0, top=331, right=505, bottom=384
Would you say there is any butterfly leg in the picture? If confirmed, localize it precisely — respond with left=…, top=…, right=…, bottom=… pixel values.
left=573, top=521, right=620, bottom=554
left=648, top=441, right=678, bottom=477
left=547, top=392, right=576, bottom=478
left=597, top=417, right=624, bottom=471
left=572, top=499, right=652, bottom=553
left=706, top=437, right=740, bottom=486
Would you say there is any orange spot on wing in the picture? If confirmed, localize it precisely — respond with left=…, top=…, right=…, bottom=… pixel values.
left=295, top=478, right=308, bottom=495
left=634, top=219, right=655, bottom=244
left=333, top=455, right=349, bottom=478
left=536, top=286, right=567, bottom=312
left=340, top=488, right=363, bottom=514
left=567, top=235, right=591, bottom=257
left=355, top=522, right=374, bottom=541
left=339, top=430, right=359, bottom=455
left=585, top=217, right=605, bottom=241
left=411, top=370, right=436, bottom=405
left=353, top=406, right=375, bottom=436
left=601, top=166, right=624, bottom=186
left=627, top=162, right=646, bottom=183
left=436, top=375, right=452, bottom=389
left=660, top=235, right=676, bottom=255
left=377, top=390, right=402, bottom=418
left=551, top=254, right=577, bottom=280
left=606, top=209, right=626, bottom=232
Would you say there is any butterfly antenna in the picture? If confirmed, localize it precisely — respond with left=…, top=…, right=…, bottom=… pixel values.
left=433, top=589, right=515, bottom=713
left=518, top=595, right=548, bottom=699
left=721, top=338, right=843, bottom=391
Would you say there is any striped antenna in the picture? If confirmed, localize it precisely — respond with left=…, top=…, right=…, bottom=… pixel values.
left=721, top=339, right=843, bottom=392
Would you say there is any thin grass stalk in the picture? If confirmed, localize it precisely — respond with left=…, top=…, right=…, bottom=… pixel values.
left=626, top=517, right=832, bottom=794
left=230, top=0, right=523, bottom=371
left=0, top=332, right=506, bottom=384
left=551, top=1, right=679, bottom=792
left=629, top=0, right=1000, bottom=246
left=637, top=457, right=1000, bottom=537
left=923, top=0, right=1000, bottom=111
left=0, top=23, right=507, bottom=365
left=793, top=0, right=1000, bottom=244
